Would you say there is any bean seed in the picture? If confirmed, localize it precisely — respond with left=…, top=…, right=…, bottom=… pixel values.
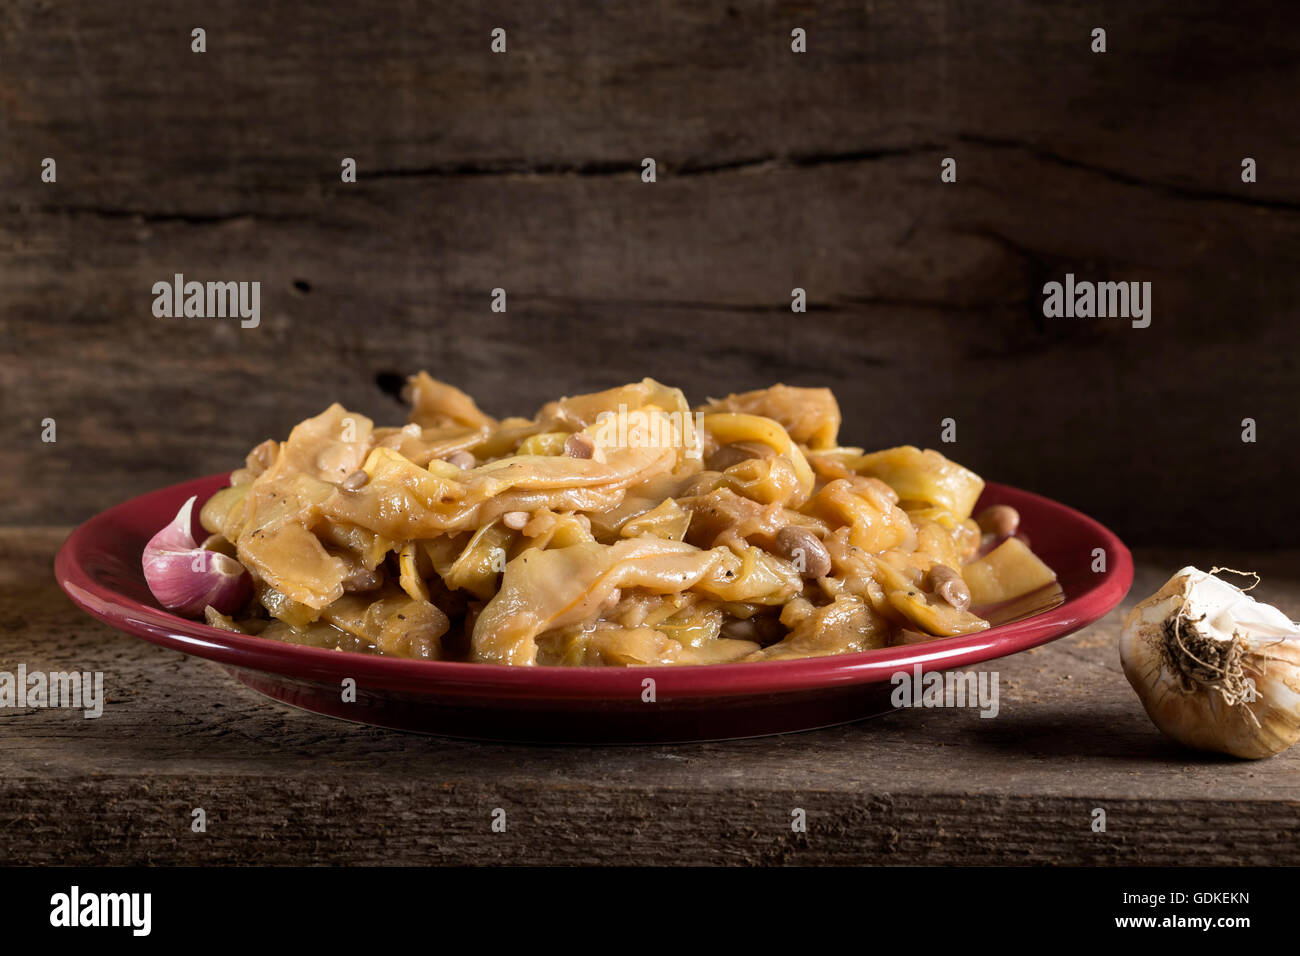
left=502, top=510, right=530, bottom=530
left=341, top=470, right=369, bottom=491
left=445, top=450, right=476, bottom=469
left=774, top=525, right=832, bottom=579
left=707, top=441, right=775, bottom=472
left=928, top=564, right=971, bottom=610
left=721, top=615, right=787, bottom=643
left=976, top=504, right=1020, bottom=538
left=342, top=567, right=382, bottom=592
left=565, top=433, right=596, bottom=459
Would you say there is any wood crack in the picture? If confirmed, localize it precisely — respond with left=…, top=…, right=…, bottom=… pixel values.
left=16, top=204, right=301, bottom=225
left=520, top=292, right=837, bottom=314
left=958, top=132, right=1300, bottom=212
left=363, top=144, right=949, bottom=181
left=499, top=290, right=988, bottom=320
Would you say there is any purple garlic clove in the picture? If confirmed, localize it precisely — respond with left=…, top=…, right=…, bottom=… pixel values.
left=142, top=496, right=252, bottom=617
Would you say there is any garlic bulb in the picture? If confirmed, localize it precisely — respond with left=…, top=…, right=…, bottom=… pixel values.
left=142, top=496, right=252, bottom=617
left=1119, top=567, right=1300, bottom=759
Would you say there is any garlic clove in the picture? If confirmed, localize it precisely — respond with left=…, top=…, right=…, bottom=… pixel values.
left=1119, top=566, right=1300, bottom=759
left=143, top=496, right=252, bottom=617
left=150, top=494, right=201, bottom=553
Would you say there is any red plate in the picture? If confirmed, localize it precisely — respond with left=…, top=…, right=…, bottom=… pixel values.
left=55, top=474, right=1132, bottom=742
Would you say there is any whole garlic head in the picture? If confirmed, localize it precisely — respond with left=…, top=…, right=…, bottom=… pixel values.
left=1120, top=567, right=1300, bottom=759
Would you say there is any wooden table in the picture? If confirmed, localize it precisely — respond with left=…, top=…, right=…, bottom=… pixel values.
left=4, top=527, right=1297, bottom=866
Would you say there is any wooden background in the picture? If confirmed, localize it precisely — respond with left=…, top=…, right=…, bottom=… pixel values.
left=2, top=0, right=1298, bottom=546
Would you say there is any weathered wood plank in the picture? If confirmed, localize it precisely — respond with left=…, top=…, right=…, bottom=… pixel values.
left=3, top=1, right=1296, bottom=202
left=1, top=0, right=1298, bottom=546
left=7, top=527, right=1300, bottom=864
left=3, top=154, right=1297, bottom=543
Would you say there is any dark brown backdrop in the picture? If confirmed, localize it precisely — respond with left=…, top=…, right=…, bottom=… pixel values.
left=2, top=0, right=1297, bottom=546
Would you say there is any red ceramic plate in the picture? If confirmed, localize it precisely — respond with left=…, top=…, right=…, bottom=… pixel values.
left=55, top=474, right=1132, bottom=742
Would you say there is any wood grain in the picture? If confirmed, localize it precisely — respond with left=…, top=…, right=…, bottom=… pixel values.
left=7, top=527, right=1300, bottom=865
left=1, top=0, right=1298, bottom=545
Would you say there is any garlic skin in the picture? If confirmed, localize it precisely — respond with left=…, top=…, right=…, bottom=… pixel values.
left=143, top=496, right=252, bottom=617
left=1119, top=567, right=1300, bottom=759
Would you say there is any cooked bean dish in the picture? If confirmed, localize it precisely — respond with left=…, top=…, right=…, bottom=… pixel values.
left=195, top=375, right=1058, bottom=665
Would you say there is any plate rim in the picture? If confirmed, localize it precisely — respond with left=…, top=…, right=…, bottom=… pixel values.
left=55, top=473, right=1134, bottom=701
